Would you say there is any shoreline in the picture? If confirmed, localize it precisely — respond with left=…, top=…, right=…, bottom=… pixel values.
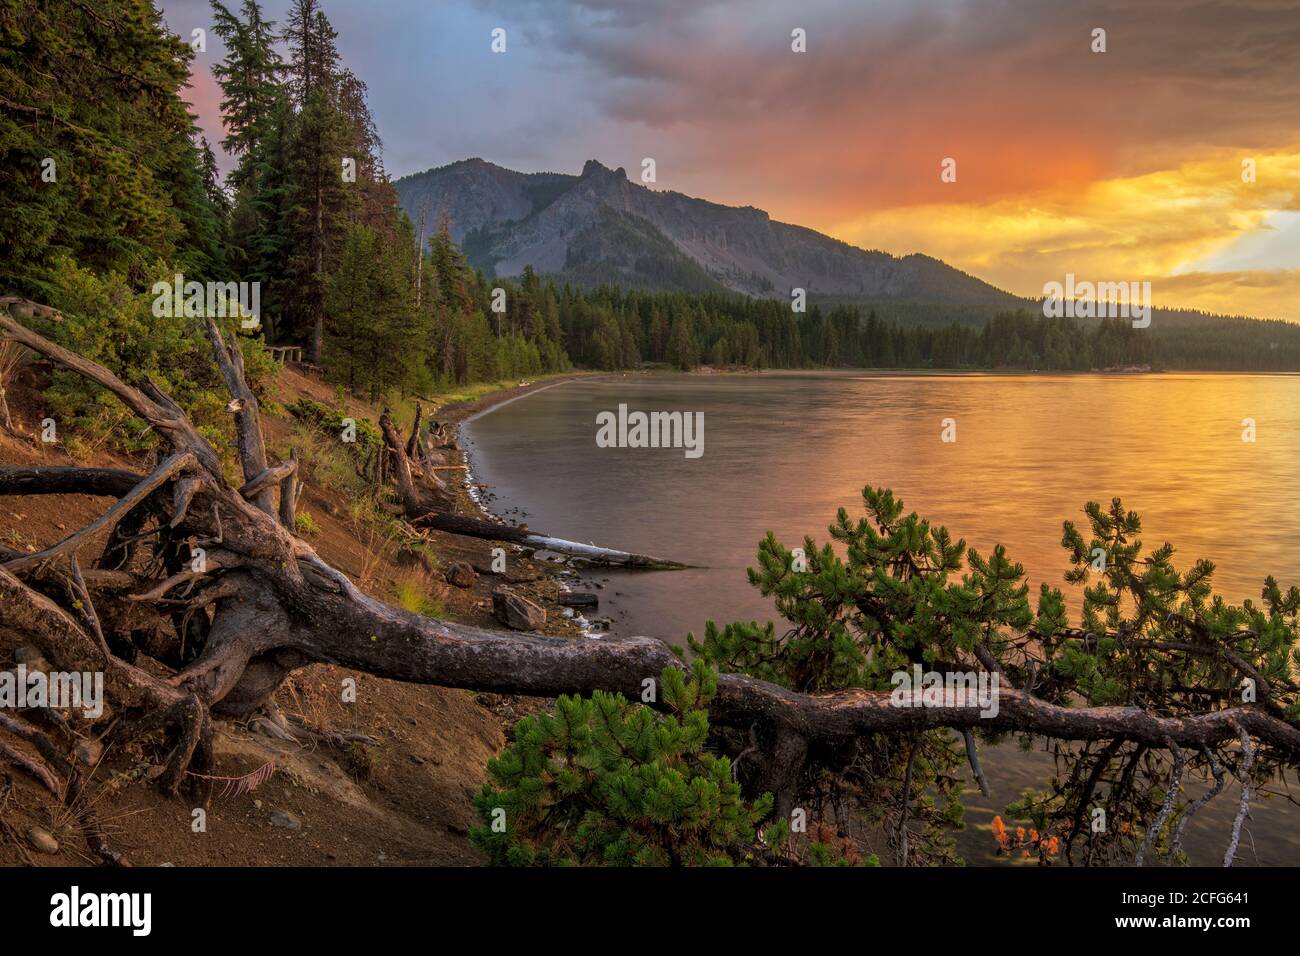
left=436, top=373, right=608, bottom=634
left=435, top=372, right=598, bottom=429
left=437, top=372, right=592, bottom=525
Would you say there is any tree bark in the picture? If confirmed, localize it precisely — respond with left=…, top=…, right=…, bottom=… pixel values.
left=0, top=383, right=13, bottom=434
left=0, top=466, right=143, bottom=498
left=206, top=317, right=274, bottom=516
left=378, top=408, right=424, bottom=513
left=279, top=449, right=299, bottom=529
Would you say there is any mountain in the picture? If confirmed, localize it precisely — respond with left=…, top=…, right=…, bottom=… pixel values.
left=393, top=158, right=1023, bottom=307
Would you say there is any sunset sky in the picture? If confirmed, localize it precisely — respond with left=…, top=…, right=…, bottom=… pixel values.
left=162, top=0, right=1300, bottom=320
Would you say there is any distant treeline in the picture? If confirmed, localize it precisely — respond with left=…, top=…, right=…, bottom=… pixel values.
left=538, top=286, right=1300, bottom=372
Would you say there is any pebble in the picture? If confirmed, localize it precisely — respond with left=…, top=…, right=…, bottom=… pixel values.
left=73, top=738, right=103, bottom=765
left=28, top=827, right=59, bottom=854
left=269, top=809, right=302, bottom=830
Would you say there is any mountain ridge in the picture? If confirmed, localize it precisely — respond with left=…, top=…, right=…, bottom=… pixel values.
left=394, top=158, right=1025, bottom=307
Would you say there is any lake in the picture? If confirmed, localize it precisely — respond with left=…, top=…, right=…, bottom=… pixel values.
left=462, top=371, right=1300, bottom=865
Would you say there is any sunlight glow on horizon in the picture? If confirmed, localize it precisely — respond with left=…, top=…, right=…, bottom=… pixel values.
left=823, top=147, right=1300, bottom=320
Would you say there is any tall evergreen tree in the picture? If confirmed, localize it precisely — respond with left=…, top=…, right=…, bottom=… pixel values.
left=326, top=221, right=425, bottom=401
left=280, top=0, right=351, bottom=362
left=284, top=0, right=338, bottom=105
left=210, top=0, right=284, bottom=192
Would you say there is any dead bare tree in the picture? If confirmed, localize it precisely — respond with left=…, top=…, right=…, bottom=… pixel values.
left=0, top=339, right=26, bottom=435
left=0, top=297, right=45, bottom=435
left=1, top=299, right=1295, bottom=866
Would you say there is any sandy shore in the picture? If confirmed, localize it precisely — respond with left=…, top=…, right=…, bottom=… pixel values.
left=435, top=373, right=596, bottom=428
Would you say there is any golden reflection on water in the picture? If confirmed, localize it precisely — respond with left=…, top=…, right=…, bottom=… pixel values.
left=464, top=371, right=1300, bottom=864
left=467, top=370, right=1300, bottom=637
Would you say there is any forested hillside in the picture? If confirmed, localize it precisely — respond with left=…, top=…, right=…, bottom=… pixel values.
left=532, top=288, right=1300, bottom=372
left=0, top=0, right=570, bottom=424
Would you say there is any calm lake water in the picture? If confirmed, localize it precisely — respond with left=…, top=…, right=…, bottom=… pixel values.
left=463, top=371, right=1300, bottom=865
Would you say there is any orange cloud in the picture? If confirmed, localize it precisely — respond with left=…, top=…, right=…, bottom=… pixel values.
left=825, top=148, right=1300, bottom=319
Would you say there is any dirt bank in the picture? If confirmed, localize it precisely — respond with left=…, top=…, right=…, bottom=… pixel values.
left=0, top=365, right=595, bottom=867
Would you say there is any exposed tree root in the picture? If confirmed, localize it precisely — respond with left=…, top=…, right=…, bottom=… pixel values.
left=1224, top=728, right=1256, bottom=867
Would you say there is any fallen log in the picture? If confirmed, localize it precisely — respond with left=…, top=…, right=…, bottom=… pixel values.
left=2, top=452, right=196, bottom=573
left=0, top=466, right=142, bottom=498
left=238, top=457, right=297, bottom=500
left=411, top=511, right=693, bottom=569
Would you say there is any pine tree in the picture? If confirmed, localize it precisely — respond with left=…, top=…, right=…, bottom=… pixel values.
left=210, top=0, right=284, bottom=192
left=667, top=312, right=700, bottom=370
left=284, top=0, right=338, bottom=105
left=471, top=662, right=774, bottom=867
left=326, top=221, right=427, bottom=401
left=322, top=224, right=375, bottom=394
left=233, top=94, right=294, bottom=339
left=277, top=0, right=353, bottom=362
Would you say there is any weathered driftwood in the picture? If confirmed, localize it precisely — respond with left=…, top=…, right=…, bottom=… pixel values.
left=279, top=449, right=299, bottom=530
left=238, top=457, right=297, bottom=500
left=411, top=512, right=693, bottom=569
left=405, top=401, right=423, bottom=460
left=2, top=452, right=196, bottom=573
left=207, top=317, right=274, bottom=516
left=378, top=407, right=432, bottom=511
left=0, top=465, right=142, bottom=498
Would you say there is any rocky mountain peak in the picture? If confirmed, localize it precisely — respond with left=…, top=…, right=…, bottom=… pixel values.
left=580, top=159, right=628, bottom=182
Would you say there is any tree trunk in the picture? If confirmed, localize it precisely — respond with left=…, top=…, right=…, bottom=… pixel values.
left=0, top=383, right=13, bottom=434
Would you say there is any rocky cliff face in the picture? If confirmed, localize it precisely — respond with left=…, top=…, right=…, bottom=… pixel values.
left=394, top=158, right=1019, bottom=305
left=395, top=158, right=575, bottom=247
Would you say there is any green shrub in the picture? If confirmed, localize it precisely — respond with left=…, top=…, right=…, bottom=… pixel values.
left=286, top=397, right=382, bottom=451
left=38, top=257, right=275, bottom=455
left=284, top=420, right=372, bottom=499
left=285, top=398, right=384, bottom=497
left=472, top=662, right=773, bottom=866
